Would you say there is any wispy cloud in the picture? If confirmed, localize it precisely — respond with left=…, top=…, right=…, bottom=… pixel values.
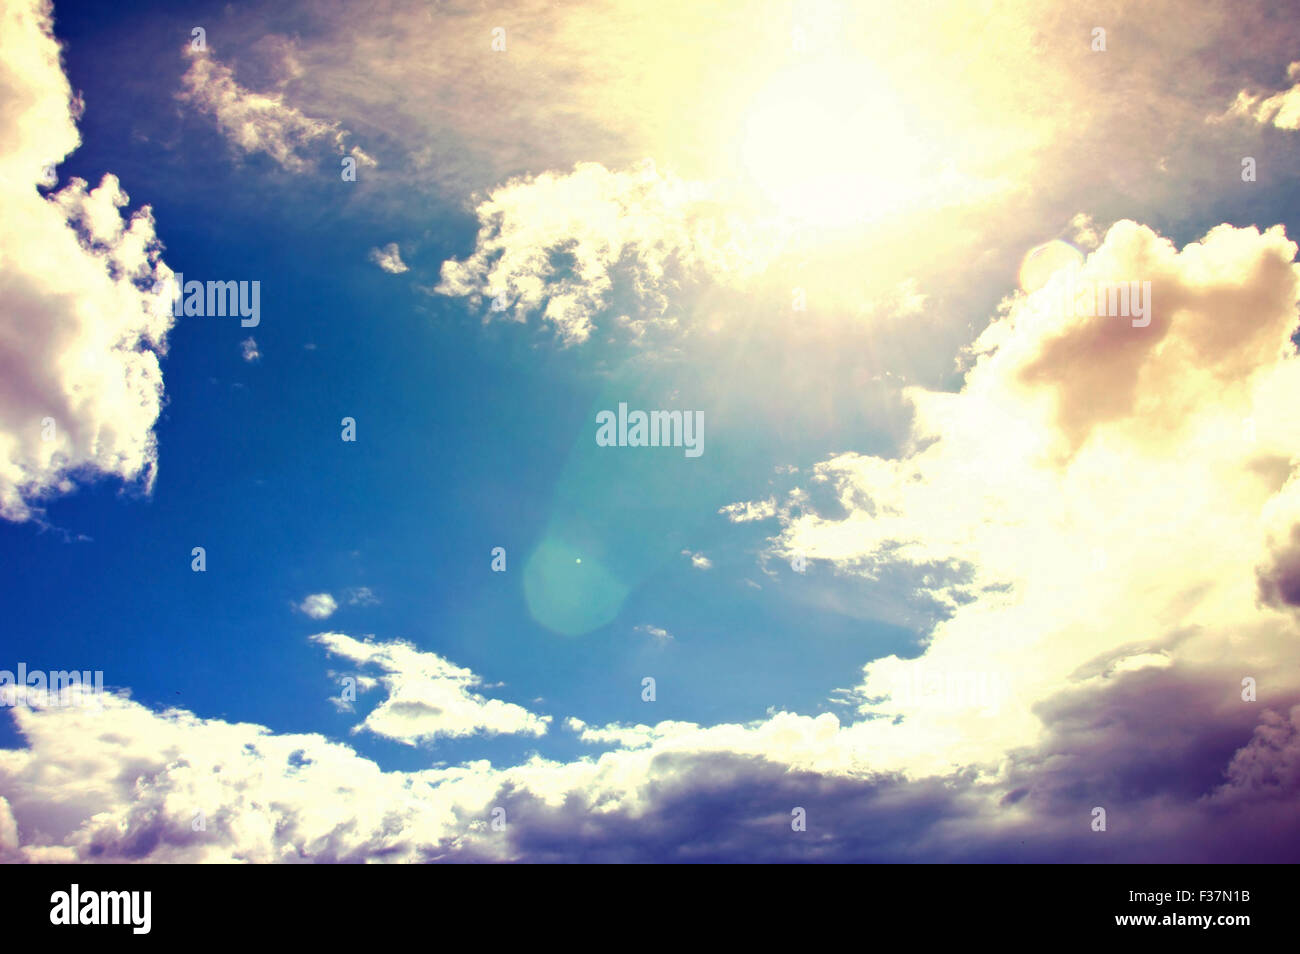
left=344, top=586, right=379, bottom=606
left=178, top=47, right=371, bottom=172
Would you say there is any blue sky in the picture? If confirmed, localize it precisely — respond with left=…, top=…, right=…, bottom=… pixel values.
left=3, top=0, right=1300, bottom=862
left=5, top=0, right=924, bottom=760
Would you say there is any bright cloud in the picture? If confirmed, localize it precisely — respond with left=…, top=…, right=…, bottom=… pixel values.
left=0, top=0, right=173, bottom=523
left=1222, top=61, right=1300, bottom=130
left=434, top=160, right=769, bottom=345
left=738, top=219, right=1300, bottom=775
left=369, top=242, right=409, bottom=274
left=312, top=632, right=552, bottom=744
left=297, top=593, right=338, bottom=619
left=3, top=673, right=1298, bottom=862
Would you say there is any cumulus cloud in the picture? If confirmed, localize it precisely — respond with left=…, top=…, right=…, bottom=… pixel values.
left=368, top=242, right=408, bottom=274
left=1216, top=704, right=1300, bottom=799
left=178, top=47, right=367, bottom=172
left=734, top=219, right=1300, bottom=776
left=1222, top=61, right=1300, bottom=130
left=1255, top=473, right=1300, bottom=614
left=0, top=689, right=496, bottom=863
left=0, top=0, right=174, bottom=523
left=296, top=593, right=338, bottom=619
left=434, top=160, right=769, bottom=345
left=312, top=632, right=551, bottom=744
left=240, top=336, right=260, bottom=362
left=4, top=669, right=1299, bottom=862
left=634, top=624, right=673, bottom=641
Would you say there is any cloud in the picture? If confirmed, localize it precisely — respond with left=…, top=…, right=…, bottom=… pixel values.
left=1222, top=61, right=1300, bottom=130
left=733, top=218, right=1300, bottom=776
left=1069, top=212, right=1101, bottom=250
left=718, top=498, right=777, bottom=523
left=434, top=160, right=767, bottom=345
left=0, top=688, right=497, bottom=862
left=4, top=668, right=1300, bottom=862
left=1216, top=704, right=1300, bottom=800
left=0, top=0, right=174, bottom=523
left=368, top=242, right=408, bottom=274
left=634, top=624, right=673, bottom=641
left=344, top=586, right=379, bottom=606
left=564, top=717, right=691, bottom=748
left=681, top=549, right=712, bottom=569
left=240, top=337, right=261, bottom=362
left=296, top=593, right=338, bottom=620
left=312, top=632, right=551, bottom=744
left=178, top=47, right=364, bottom=172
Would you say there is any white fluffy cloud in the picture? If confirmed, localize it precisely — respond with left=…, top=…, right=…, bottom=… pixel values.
left=735, top=219, right=1300, bottom=774
left=313, top=632, right=552, bottom=744
left=1223, top=61, right=1300, bottom=130
left=4, top=672, right=1297, bottom=862
left=296, top=593, right=338, bottom=619
left=0, top=0, right=174, bottom=523
left=435, top=160, right=770, bottom=345
left=0, top=689, right=498, bottom=863
left=369, top=242, right=408, bottom=274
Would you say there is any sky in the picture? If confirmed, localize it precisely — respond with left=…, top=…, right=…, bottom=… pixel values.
left=1, top=0, right=1300, bottom=862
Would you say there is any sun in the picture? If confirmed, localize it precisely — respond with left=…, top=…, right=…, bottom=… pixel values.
left=740, top=59, right=927, bottom=229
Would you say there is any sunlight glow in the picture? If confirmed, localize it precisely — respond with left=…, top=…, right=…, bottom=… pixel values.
left=740, top=59, right=926, bottom=227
